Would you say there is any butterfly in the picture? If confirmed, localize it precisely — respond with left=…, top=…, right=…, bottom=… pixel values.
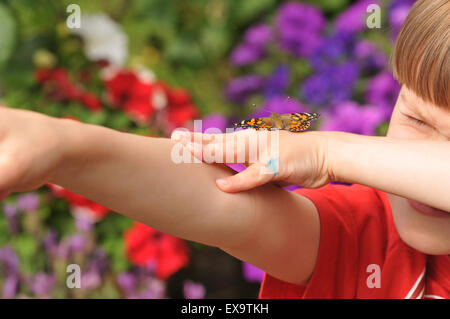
left=233, top=112, right=320, bottom=132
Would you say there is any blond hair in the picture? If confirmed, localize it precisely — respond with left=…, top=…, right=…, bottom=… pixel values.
left=392, top=0, right=450, bottom=108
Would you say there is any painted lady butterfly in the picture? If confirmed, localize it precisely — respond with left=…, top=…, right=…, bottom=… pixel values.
left=233, top=112, right=320, bottom=132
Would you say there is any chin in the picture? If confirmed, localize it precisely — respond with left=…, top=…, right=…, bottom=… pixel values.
left=388, top=194, right=450, bottom=255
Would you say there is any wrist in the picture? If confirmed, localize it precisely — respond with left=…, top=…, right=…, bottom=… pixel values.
left=48, top=118, right=92, bottom=185
left=324, top=131, right=358, bottom=184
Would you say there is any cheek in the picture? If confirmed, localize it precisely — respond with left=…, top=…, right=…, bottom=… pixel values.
left=386, top=122, right=429, bottom=139
left=388, top=194, right=450, bottom=254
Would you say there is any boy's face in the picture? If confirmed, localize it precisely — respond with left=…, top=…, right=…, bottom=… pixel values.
left=386, top=86, right=450, bottom=254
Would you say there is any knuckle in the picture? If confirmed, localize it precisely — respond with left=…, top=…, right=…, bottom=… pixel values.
left=0, top=150, right=20, bottom=169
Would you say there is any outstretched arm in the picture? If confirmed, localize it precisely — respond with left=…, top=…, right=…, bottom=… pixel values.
left=329, top=132, right=450, bottom=212
left=0, top=107, right=322, bottom=285
left=51, top=120, right=321, bottom=285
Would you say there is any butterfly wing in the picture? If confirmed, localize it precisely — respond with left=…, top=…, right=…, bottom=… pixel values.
left=281, top=112, right=320, bottom=132
left=233, top=117, right=275, bottom=130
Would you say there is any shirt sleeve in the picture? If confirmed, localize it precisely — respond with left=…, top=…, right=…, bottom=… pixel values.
left=259, top=183, right=387, bottom=298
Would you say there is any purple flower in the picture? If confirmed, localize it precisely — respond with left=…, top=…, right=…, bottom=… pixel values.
left=3, top=204, right=17, bottom=218
left=301, top=72, right=332, bottom=106
left=276, top=2, right=325, bottom=57
left=2, top=275, right=19, bottom=299
left=242, top=262, right=264, bottom=282
left=320, top=101, right=385, bottom=135
left=30, top=272, right=55, bottom=298
left=354, top=40, right=387, bottom=72
left=201, top=114, right=228, bottom=133
left=89, top=249, right=109, bottom=275
left=183, top=280, right=206, bottom=299
left=244, top=24, right=273, bottom=48
left=264, top=65, right=290, bottom=98
left=302, top=62, right=360, bottom=106
left=365, top=71, right=401, bottom=119
left=309, top=32, right=356, bottom=71
left=42, top=231, right=59, bottom=256
left=389, top=0, right=415, bottom=39
left=250, top=95, right=308, bottom=119
left=229, top=24, right=272, bottom=66
left=229, top=43, right=265, bottom=66
left=117, top=272, right=138, bottom=295
left=0, top=246, right=19, bottom=276
left=129, top=278, right=165, bottom=299
left=336, top=0, right=379, bottom=33
left=81, top=269, right=102, bottom=291
left=68, top=234, right=86, bottom=253
left=3, top=204, right=19, bottom=234
left=331, top=62, right=360, bottom=101
left=16, top=193, right=40, bottom=213
left=56, top=241, right=70, bottom=260
left=226, top=75, right=264, bottom=104
left=277, top=2, right=325, bottom=34
left=73, top=208, right=96, bottom=232
left=277, top=27, right=323, bottom=58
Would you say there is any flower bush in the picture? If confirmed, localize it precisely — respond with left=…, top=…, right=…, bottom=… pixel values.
left=0, top=0, right=414, bottom=298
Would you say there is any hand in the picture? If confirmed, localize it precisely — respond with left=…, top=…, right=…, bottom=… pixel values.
left=0, top=106, right=71, bottom=194
left=174, top=129, right=334, bottom=193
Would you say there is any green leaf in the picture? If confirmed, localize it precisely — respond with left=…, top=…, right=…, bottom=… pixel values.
left=232, top=0, right=276, bottom=25
left=305, top=0, right=350, bottom=13
left=0, top=4, right=17, bottom=68
left=12, top=235, right=38, bottom=274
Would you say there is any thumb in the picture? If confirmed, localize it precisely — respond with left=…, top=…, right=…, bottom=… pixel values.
left=215, top=161, right=275, bottom=193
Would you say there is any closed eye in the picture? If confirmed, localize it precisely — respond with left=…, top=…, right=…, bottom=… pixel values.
left=406, top=115, right=427, bottom=127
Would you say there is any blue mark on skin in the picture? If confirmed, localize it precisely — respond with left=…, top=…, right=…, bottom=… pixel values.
left=266, top=157, right=280, bottom=176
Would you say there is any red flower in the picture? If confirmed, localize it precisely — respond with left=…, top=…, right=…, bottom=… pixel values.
left=35, top=68, right=103, bottom=111
left=80, top=92, right=102, bottom=111
left=123, top=98, right=155, bottom=124
left=168, top=88, right=191, bottom=106
left=103, top=69, right=139, bottom=105
left=124, top=222, right=190, bottom=280
left=46, top=183, right=109, bottom=221
left=167, top=103, right=198, bottom=129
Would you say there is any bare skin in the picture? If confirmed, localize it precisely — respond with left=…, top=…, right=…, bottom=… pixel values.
left=0, top=85, right=448, bottom=286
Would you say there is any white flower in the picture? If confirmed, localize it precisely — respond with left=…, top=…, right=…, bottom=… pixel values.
left=71, top=13, right=128, bottom=66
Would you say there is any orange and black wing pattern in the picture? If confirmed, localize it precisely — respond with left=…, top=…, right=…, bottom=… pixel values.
left=234, top=112, right=320, bottom=132
left=233, top=117, right=275, bottom=131
left=284, top=112, right=320, bottom=132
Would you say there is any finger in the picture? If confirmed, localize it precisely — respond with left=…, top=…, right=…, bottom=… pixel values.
left=171, top=130, right=218, bottom=148
left=185, top=138, right=245, bottom=164
left=215, top=161, right=275, bottom=193
left=186, top=128, right=259, bottom=146
left=186, top=130, right=264, bottom=164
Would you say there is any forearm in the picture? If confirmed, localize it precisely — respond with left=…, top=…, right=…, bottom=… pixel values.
left=49, top=120, right=255, bottom=247
left=329, top=132, right=450, bottom=211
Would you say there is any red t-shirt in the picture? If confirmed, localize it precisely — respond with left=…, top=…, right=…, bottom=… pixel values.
left=259, top=183, right=450, bottom=299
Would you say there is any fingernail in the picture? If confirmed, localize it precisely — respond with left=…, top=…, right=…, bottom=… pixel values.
left=216, top=178, right=229, bottom=188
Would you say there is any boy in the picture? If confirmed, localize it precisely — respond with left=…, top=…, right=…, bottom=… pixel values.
left=0, top=0, right=448, bottom=298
